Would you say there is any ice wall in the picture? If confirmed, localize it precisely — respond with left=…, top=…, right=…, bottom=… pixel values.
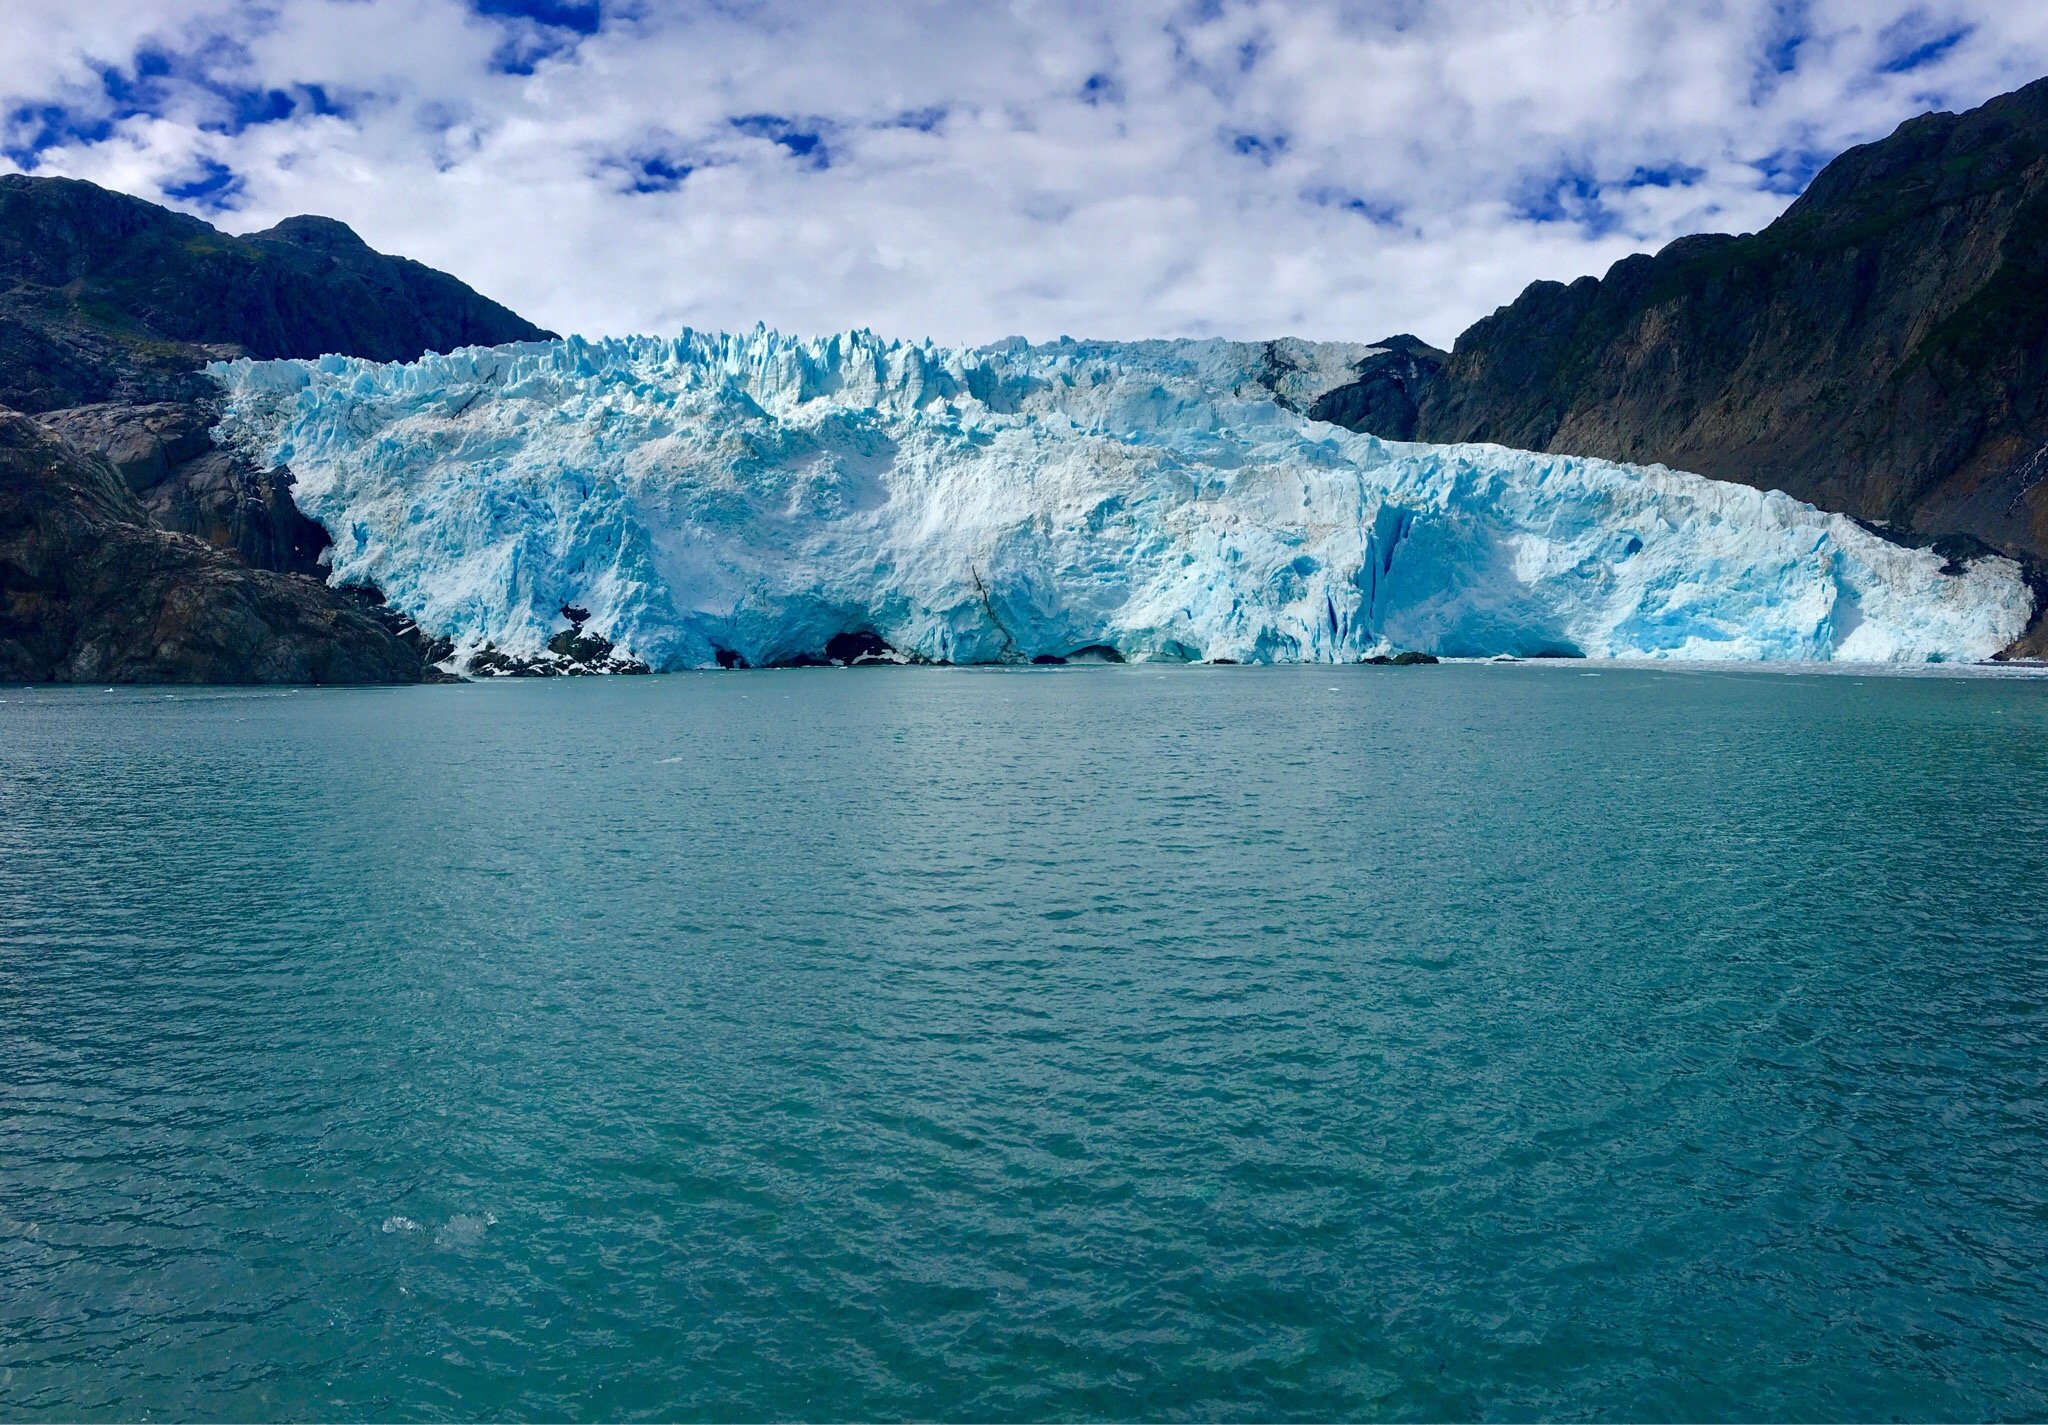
left=209, top=328, right=2033, bottom=669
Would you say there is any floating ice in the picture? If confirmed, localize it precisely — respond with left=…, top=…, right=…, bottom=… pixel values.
left=210, top=329, right=2033, bottom=669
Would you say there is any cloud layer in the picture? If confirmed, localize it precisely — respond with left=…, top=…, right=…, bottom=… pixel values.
left=6, top=0, right=2047, bottom=346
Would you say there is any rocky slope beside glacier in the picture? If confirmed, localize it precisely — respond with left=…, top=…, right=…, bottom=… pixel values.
left=0, top=410, right=431, bottom=683
left=0, top=174, right=553, bottom=682
left=213, top=329, right=2032, bottom=671
left=1311, top=76, right=2048, bottom=590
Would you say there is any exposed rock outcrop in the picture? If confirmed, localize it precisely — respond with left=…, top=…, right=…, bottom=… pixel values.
left=1307, top=336, right=1447, bottom=442
left=0, top=411, right=433, bottom=683
left=466, top=633, right=652, bottom=677
left=38, top=400, right=334, bottom=576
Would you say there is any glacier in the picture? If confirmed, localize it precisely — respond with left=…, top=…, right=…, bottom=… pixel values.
left=208, top=328, right=2034, bottom=670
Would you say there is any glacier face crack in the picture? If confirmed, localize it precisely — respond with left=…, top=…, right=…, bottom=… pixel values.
left=209, top=329, right=2033, bottom=670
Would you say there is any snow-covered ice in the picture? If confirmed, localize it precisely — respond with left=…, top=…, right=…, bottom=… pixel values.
left=209, top=328, right=2033, bottom=669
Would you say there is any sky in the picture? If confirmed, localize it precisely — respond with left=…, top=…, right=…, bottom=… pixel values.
left=4, top=1, right=2046, bottom=347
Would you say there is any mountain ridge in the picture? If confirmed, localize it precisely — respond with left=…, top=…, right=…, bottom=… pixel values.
left=1311, top=75, right=2048, bottom=584
left=0, top=173, right=552, bottom=412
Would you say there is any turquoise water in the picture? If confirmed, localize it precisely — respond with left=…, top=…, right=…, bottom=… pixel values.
left=4, top=665, right=2048, bottom=1421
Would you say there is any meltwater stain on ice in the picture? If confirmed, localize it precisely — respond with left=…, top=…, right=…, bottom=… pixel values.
left=210, top=329, right=2033, bottom=670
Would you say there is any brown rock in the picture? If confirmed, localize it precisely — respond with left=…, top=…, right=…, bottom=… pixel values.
left=0, top=410, right=431, bottom=684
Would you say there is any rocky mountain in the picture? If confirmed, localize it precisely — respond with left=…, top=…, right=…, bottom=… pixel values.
left=0, top=174, right=552, bottom=682
left=1311, top=76, right=2048, bottom=578
left=0, top=175, right=550, bottom=413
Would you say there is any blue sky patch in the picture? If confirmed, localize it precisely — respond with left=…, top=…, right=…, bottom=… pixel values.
left=475, top=0, right=602, bottom=73
left=3, top=103, right=118, bottom=166
left=1762, top=0, right=1810, bottom=72
left=488, top=30, right=585, bottom=74
left=0, top=50, right=179, bottom=164
left=1623, top=163, right=1706, bottom=189
left=1080, top=72, right=1122, bottom=106
left=0, top=39, right=345, bottom=160
left=1303, top=185, right=1402, bottom=225
left=731, top=114, right=830, bottom=169
left=1878, top=18, right=1972, bottom=74
left=1756, top=143, right=1832, bottom=194
left=1342, top=196, right=1402, bottom=225
left=1514, top=167, right=1622, bottom=236
left=163, top=157, right=243, bottom=212
left=205, top=84, right=349, bottom=135
left=224, top=87, right=294, bottom=128
left=625, top=153, right=693, bottom=193
left=98, top=48, right=174, bottom=107
left=1229, top=131, right=1288, bottom=163
left=471, top=0, right=602, bottom=35
left=1752, top=0, right=1811, bottom=98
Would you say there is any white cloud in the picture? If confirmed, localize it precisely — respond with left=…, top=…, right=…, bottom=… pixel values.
left=4, top=0, right=2046, bottom=346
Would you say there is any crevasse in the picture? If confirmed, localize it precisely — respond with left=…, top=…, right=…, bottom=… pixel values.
left=209, top=328, right=2034, bottom=669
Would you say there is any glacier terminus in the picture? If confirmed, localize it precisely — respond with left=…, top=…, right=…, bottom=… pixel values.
left=209, top=329, right=2034, bottom=672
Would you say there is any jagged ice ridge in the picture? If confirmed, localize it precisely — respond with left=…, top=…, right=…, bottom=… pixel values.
left=210, top=329, right=2033, bottom=670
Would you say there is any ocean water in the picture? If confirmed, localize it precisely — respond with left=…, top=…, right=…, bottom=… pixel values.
left=4, top=664, right=2048, bottom=1422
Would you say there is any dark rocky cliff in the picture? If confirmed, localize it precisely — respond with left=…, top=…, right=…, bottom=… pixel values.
left=0, top=411, right=429, bottom=683
left=0, top=174, right=553, bottom=682
left=1312, top=75, right=2048, bottom=566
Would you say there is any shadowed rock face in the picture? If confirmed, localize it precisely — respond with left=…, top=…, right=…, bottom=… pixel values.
left=37, top=401, right=334, bottom=576
left=1312, top=76, right=2048, bottom=569
left=0, top=173, right=556, bottom=682
left=1307, top=336, right=1447, bottom=442
left=0, top=412, right=430, bottom=683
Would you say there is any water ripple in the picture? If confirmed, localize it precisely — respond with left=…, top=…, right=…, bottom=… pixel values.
left=3, top=667, right=2048, bottom=1419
